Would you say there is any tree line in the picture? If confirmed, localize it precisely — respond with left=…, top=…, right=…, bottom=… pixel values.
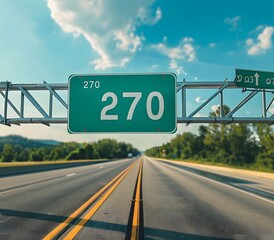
left=0, top=139, right=139, bottom=162
left=146, top=107, right=274, bottom=172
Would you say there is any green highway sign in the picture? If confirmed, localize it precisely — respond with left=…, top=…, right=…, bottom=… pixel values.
left=68, top=73, right=177, bottom=133
left=235, top=69, right=274, bottom=89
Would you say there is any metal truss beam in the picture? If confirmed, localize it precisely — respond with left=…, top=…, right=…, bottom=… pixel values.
left=0, top=81, right=273, bottom=126
left=177, top=80, right=274, bottom=125
left=0, top=82, right=67, bottom=126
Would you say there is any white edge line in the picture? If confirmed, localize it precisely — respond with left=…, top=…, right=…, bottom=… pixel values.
left=147, top=157, right=274, bottom=205
left=66, top=173, right=76, bottom=177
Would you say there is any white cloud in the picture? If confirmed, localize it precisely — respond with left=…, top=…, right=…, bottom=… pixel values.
left=146, top=64, right=159, bottom=72
left=151, top=37, right=197, bottom=62
left=169, top=59, right=187, bottom=76
left=195, top=96, right=207, bottom=103
left=209, top=43, right=216, bottom=48
left=194, top=113, right=205, bottom=117
left=151, top=37, right=196, bottom=75
left=224, top=16, right=241, bottom=31
left=47, top=0, right=161, bottom=70
left=269, top=106, right=274, bottom=115
left=137, top=6, right=162, bottom=25
left=246, top=26, right=274, bottom=55
left=211, top=104, right=220, bottom=114
left=114, top=23, right=144, bottom=53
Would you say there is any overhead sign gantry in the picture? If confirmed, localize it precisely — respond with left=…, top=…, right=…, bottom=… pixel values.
left=0, top=70, right=273, bottom=130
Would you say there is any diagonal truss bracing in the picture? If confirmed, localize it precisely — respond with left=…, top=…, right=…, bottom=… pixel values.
left=0, top=81, right=273, bottom=126
left=0, top=82, right=67, bottom=126
left=177, top=80, right=274, bottom=124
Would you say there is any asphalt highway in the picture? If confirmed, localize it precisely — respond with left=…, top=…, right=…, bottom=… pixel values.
left=142, top=157, right=274, bottom=240
left=0, top=158, right=135, bottom=239
left=0, top=156, right=273, bottom=240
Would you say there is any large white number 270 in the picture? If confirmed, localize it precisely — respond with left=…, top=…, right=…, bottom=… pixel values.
left=100, top=92, right=164, bottom=121
left=100, top=92, right=118, bottom=120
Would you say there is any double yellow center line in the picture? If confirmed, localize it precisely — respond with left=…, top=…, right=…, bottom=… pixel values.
left=130, top=160, right=143, bottom=240
left=43, top=160, right=137, bottom=240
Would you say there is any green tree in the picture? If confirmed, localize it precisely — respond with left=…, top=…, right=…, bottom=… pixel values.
left=29, top=149, right=44, bottom=161
left=48, top=142, right=80, bottom=160
left=180, top=132, right=198, bottom=159
left=145, top=146, right=159, bottom=157
left=167, top=132, right=198, bottom=159
left=66, top=148, right=85, bottom=160
left=196, top=125, right=208, bottom=158
left=49, top=147, right=63, bottom=160
left=254, top=124, right=274, bottom=170
left=0, top=144, right=15, bottom=162
left=96, top=139, right=118, bottom=159
left=16, top=149, right=30, bottom=162
left=204, top=105, right=231, bottom=158
left=227, top=124, right=258, bottom=165
left=83, top=143, right=99, bottom=159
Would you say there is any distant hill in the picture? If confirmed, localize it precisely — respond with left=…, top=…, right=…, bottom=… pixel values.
left=34, top=139, right=61, bottom=146
left=0, top=135, right=61, bottom=150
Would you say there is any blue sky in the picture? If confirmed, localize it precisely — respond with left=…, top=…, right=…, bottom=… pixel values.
left=0, top=0, right=274, bottom=150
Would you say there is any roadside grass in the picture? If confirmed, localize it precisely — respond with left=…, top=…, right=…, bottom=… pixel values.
left=159, top=157, right=274, bottom=173
left=0, top=159, right=107, bottom=168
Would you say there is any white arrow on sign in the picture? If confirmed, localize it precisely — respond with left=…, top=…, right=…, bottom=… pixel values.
left=254, top=72, right=260, bottom=86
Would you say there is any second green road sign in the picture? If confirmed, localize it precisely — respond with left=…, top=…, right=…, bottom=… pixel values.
left=68, top=73, right=177, bottom=133
left=235, top=69, right=274, bottom=89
